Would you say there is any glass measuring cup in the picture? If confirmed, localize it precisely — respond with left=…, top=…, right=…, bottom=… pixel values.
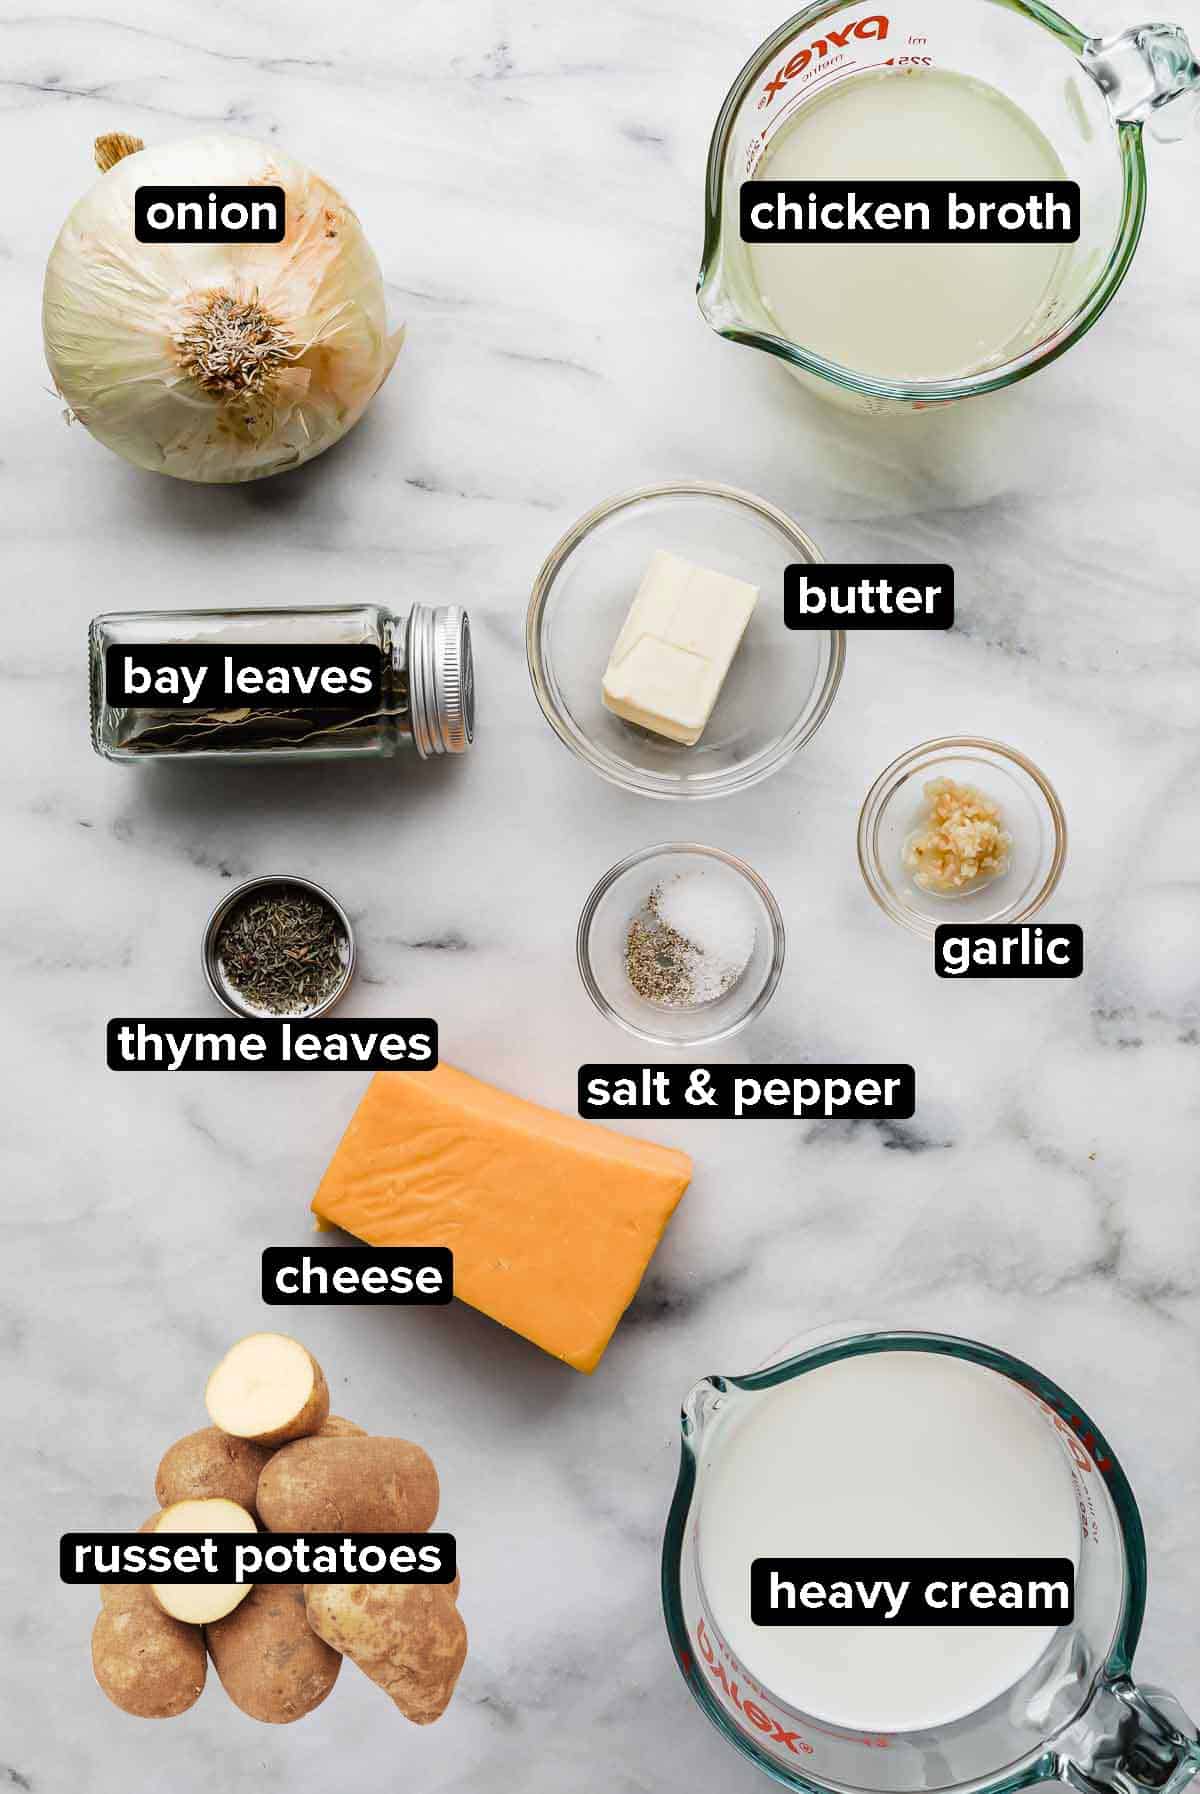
left=699, top=1, right=1200, bottom=411
left=663, top=1326, right=1200, bottom=1793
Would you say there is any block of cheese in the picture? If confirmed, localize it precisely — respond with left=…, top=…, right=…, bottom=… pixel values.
left=311, top=1063, right=692, bottom=1374
left=601, top=549, right=760, bottom=745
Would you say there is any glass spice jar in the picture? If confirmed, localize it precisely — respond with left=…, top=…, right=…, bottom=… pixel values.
left=89, top=603, right=474, bottom=762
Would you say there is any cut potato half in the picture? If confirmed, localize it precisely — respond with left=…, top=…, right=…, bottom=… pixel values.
left=151, top=1497, right=257, bottom=1625
left=205, top=1333, right=329, bottom=1446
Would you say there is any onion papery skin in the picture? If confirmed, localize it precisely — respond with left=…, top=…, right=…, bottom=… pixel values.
left=43, top=133, right=403, bottom=484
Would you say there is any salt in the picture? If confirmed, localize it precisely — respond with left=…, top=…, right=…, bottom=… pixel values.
left=655, top=871, right=757, bottom=1006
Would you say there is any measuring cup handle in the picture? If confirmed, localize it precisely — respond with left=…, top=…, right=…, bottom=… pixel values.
left=1082, top=23, right=1200, bottom=141
left=1059, top=1677, right=1200, bottom=1794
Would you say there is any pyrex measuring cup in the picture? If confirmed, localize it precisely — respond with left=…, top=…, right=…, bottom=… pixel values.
left=699, top=0, right=1200, bottom=410
left=663, top=1327, right=1200, bottom=1793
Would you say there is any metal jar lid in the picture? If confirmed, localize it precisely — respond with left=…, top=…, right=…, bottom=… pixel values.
left=408, top=603, right=475, bottom=758
left=202, top=874, right=356, bottom=1020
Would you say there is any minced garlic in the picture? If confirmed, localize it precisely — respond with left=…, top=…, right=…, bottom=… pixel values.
left=904, top=778, right=1011, bottom=895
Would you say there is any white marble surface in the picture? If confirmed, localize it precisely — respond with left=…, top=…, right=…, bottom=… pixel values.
left=4, top=1, right=1200, bottom=1788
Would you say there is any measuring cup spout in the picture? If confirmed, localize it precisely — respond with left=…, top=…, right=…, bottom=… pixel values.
left=1082, top=23, right=1200, bottom=140
left=680, top=1374, right=730, bottom=1445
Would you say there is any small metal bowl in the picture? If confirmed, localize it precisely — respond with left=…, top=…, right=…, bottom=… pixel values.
left=202, top=875, right=356, bottom=1020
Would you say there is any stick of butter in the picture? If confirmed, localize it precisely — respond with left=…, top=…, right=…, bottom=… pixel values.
left=601, top=549, right=760, bottom=746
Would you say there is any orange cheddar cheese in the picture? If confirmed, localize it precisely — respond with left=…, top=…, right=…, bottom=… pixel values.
left=312, top=1062, right=692, bottom=1373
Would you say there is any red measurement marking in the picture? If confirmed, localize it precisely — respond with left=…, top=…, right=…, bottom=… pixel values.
left=758, top=13, right=890, bottom=109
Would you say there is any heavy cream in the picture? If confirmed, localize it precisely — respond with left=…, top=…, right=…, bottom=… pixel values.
left=697, top=1350, right=1082, bottom=1733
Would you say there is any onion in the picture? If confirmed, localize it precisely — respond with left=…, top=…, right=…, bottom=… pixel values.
left=43, top=132, right=403, bottom=483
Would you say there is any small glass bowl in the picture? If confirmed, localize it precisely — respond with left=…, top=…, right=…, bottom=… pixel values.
left=577, top=844, right=785, bottom=1046
left=857, top=738, right=1067, bottom=938
left=203, top=874, right=356, bottom=1019
left=527, top=483, right=844, bottom=800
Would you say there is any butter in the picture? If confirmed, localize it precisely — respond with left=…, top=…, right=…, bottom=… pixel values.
left=601, top=550, right=759, bottom=746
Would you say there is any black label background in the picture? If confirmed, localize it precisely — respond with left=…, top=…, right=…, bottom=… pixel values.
left=104, top=644, right=380, bottom=709
left=750, top=1558, right=1075, bottom=1626
left=107, top=1018, right=438, bottom=1071
left=61, top=1531, right=456, bottom=1585
left=740, top=181, right=1080, bottom=244
left=262, top=1247, right=453, bottom=1305
left=134, top=184, right=286, bottom=243
left=935, top=926, right=1083, bottom=980
left=785, top=564, right=953, bottom=630
left=578, top=1064, right=915, bottom=1120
